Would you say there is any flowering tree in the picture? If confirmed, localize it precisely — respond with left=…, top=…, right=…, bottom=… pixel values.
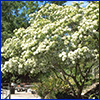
left=1, top=1, right=99, bottom=98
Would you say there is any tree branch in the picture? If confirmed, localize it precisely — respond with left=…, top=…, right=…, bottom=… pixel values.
left=62, top=73, right=77, bottom=97
left=78, top=64, right=85, bottom=79
left=73, top=76, right=81, bottom=89
left=51, top=66, right=77, bottom=97
left=75, top=64, right=77, bottom=78
left=72, top=61, right=81, bottom=88
left=58, top=65, right=74, bottom=78
left=51, top=69, right=65, bottom=82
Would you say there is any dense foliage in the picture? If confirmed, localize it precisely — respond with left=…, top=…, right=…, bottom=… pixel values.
left=1, top=1, right=66, bottom=47
left=33, top=72, right=74, bottom=99
left=1, top=1, right=99, bottom=99
left=1, top=1, right=28, bottom=47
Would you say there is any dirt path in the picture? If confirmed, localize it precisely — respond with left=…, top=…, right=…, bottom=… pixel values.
left=11, top=90, right=41, bottom=99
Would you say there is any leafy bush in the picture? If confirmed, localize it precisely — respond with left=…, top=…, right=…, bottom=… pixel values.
left=33, top=73, right=73, bottom=99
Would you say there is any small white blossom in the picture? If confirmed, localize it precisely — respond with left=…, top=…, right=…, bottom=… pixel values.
left=59, top=54, right=62, bottom=57
left=62, top=51, right=66, bottom=55
left=72, top=61, right=75, bottom=64
left=79, top=34, right=82, bottom=38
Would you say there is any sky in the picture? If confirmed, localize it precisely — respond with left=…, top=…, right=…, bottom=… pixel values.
left=38, top=1, right=89, bottom=8
left=64, top=1, right=89, bottom=7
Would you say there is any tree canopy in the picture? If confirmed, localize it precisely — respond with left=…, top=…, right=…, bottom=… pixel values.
left=1, top=1, right=67, bottom=47
left=1, top=1, right=99, bottom=99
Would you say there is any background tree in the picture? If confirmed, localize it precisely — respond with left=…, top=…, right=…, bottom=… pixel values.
left=1, top=1, right=26, bottom=46
left=40, top=1, right=67, bottom=6
left=49, top=1, right=67, bottom=5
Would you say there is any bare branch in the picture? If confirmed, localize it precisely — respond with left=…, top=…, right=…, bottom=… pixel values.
left=78, top=65, right=85, bottom=79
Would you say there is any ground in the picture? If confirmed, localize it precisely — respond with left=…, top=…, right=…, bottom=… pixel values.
left=11, top=90, right=41, bottom=99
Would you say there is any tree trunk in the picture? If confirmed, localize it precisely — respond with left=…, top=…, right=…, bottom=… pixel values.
left=77, top=88, right=83, bottom=99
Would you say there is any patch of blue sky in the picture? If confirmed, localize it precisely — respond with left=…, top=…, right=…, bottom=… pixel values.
left=65, top=33, right=68, bottom=36
left=38, top=1, right=45, bottom=7
left=64, top=1, right=89, bottom=7
left=64, top=1, right=74, bottom=6
left=80, top=1, right=89, bottom=7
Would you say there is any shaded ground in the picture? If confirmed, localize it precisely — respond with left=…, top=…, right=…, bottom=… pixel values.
left=1, top=90, right=10, bottom=99
left=11, top=90, right=41, bottom=99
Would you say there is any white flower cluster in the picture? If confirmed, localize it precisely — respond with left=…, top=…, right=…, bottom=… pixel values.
left=71, top=32, right=79, bottom=42
left=22, top=50, right=32, bottom=59
left=67, top=47, right=91, bottom=64
left=51, top=34, right=59, bottom=40
left=21, top=39, right=37, bottom=50
left=15, top=28, right=25, bottom=37
left=72, top=14, right=82, bottom=21
left=33, top=39, right=55, bottom=55
left=59, top=51, right=67, bottom=61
